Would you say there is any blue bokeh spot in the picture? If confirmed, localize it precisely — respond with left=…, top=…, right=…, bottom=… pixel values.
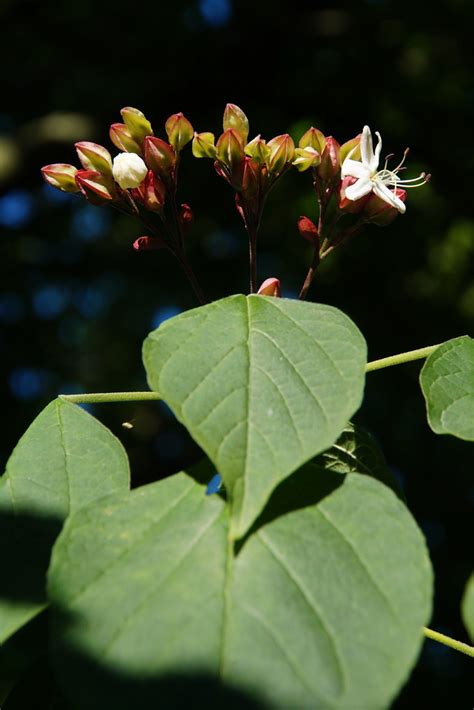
left=0, top=189, right=34, bottom=229
left=198, top=0, right=232, bottom=27
left=9, top=367, right=52, bottom=400
left=151, top=305, right=182, bottom=329
left=33, top=284, right=69, bottom=319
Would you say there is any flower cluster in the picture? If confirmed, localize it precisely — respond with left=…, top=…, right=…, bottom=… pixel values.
left=41, top=104, right=430, bottom=302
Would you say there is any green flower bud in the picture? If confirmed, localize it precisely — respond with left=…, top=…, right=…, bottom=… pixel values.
left=120, top=107, right=153, bottom=142
left=245, top=135, right=271, bottom=164
left=299, top=126, right=326, bottom=153
left=41, top=163, right=80, bottom=193
left=192, top=132, right=217, bottom=159
left=223, top=103, right=249, bottom=144
left=144, top=136, right=176, bottom=181
left=340, top=134, right=362, bottom=164
left=267, top=134, right=295, bottom=175
left=75, top=142, right=113, bottom=174
left=216, top=128, right=245, bottom=171
left=165, top=112, right=194, bottom=152
left=109, top=123, right=143, bottom=154
left=292, top=147, right=321, bottom=172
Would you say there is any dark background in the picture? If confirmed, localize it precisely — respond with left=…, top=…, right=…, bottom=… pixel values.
left=0, top=0, right=472, bottom=706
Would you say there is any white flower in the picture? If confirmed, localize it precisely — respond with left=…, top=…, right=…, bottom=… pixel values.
left=112, top=152, right=148, bottom=189
left=341, top=125, right=429, bottom=214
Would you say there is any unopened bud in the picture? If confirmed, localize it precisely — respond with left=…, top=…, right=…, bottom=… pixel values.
left=257, top=278, right=281, bottom=297
left=133, top=236, right=165, bottom=251
left=223, top=104, right=249, bottom=144
left=293, top=147, right=321, bottom=172
left=245, top=135, right=271, bottom=164
left=317, top=136, right=341, bottom=180
left=364, top=189, right=407, bottom=226
left=179, top=203, right=194, bottom=231
left=267, top=134, right=295, bottom=175
left=75, top=142, right=113, bottom=175
left=340, top=134, right=361, bottom=164
left=120, top=107, right=153, bottom=142
left=165, top=112, right=194, bottom=152
left=338, top=176, right=370, bottom=214
left=216, top=129, right=245, bottom=188
left=299, top=127, right=326, bottom=153
left=139, top=170, right=166, bottom=212
left=112, top=152, right=148, bottom=189
left=297, top=216, right=319, bottom=248
left=41, top=164, right=80, bottom=193
left=192, top=132, right=217, bottom=159
left=110, top=123, right=143, bottom=154
left=144, top=136, right=176, bottom=181
left=242, top=157, right=260, bottom=199
left=75, top=170, right=117, bottom=204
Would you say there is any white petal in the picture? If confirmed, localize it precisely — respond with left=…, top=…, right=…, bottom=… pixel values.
left=341, top=159, right=370, bottom=179
left=369, top=131, right=382, bottom=172
left=360, top=125, right=374, bottom=168
left=373, top=180, right=406, bottom=213
left=345, top=178, right=373, bottom=201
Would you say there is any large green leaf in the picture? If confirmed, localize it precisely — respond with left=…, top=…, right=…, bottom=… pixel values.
left=461, top=573, right=474, bottom=643
left=143, top=295, right=366, bottom=537
left=0, top=399, right=130, bottom=644
left=420, top=336, right=474, bottom=440
left=315, top=422, right=404, bottom=497
left=48, top=470, right=432, bottom=710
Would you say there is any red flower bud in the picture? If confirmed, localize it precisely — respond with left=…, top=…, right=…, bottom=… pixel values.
left=338, top=176, right=370, bottom=214
left=41, top=164, right=80, bottom=193
left=297, top=216, right=319, bottom=248
left=165, top=112, right=194, bottom=152
left=178, top=203, right=194, bottom=231
left=138, top=170, right=166, bottom=212
left=242, top=157, right=260, bottom=199
left=75, top=142, right=113, bottom=174
left=75, top=170, right=117, bottom=204
left=109, top=123, right=143, bottom=154
left=364, top=189, right=407, bottom=226
left=144, top=136, right=176, bottom=182
left=257, top=277, right=281, bottom=297
left=133, top=236, right=165, bottom=251
left=317, top=137, right=341, bottom=180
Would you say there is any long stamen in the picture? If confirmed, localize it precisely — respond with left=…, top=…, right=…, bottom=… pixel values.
left=392, top=147, right=410, bottom=173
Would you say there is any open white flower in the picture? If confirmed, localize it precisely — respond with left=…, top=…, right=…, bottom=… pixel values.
left=341, top=125, right=429, bottom=214
left=112, top=152, right=148, bottom=189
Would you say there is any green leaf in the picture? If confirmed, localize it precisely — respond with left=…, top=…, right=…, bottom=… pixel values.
left=143, top=295, right=366, bottom=537
left=420, top=336, right=474, bottom=440
left=49, top=470, right=432, bottom=710
left=314, top=422, right=404, bottom=497
left=0, top=399, right=130, bottom=644
left=461, top=573, right=474, bottom=643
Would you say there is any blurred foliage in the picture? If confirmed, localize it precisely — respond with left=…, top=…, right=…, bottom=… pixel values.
left=0, top=0, right=473, bottom=705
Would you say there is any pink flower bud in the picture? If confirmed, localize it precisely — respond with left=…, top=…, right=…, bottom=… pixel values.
left=165, top=112, right=194, bottom=152
left=317, top=136, right=341, bottom=180
left=75, top=142, right=113, bottom=174
left=364, top=189, right=407, bottom=226
left=133, top=236, right=165, bottom=251
left=120, top=107, right=153, bottom=142
left=242, top=157, right=260, bottom=199
left=41, top=164, right=80, bottom=193
left=179, top=203, right=194, bottom=231
left=257, top=278, right=281, bottom=297
left=144, top=136, right=176, bottom=182
left=75, top=170, right=117, bottom=204
left=338, top=176, right=370, bottom=214
left=297, top=216, right=319, bottom=247
left=192, top=132, right=217, bottom=159
left=299, top=127, right=326, bottom=153
left=109, top=123, right=143, bottom=155
left=223, top=104, right=249, bottom=144
left=142, top=171, right=166, bottom=212
left=267, top=134, right=295, bottom=175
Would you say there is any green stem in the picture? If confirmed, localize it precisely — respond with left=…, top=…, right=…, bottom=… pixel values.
left=59, top=392, right=161, bottom=404
left=423, top=627, right=474, bottom=657
left=366, top=344, right=440, bottom=372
